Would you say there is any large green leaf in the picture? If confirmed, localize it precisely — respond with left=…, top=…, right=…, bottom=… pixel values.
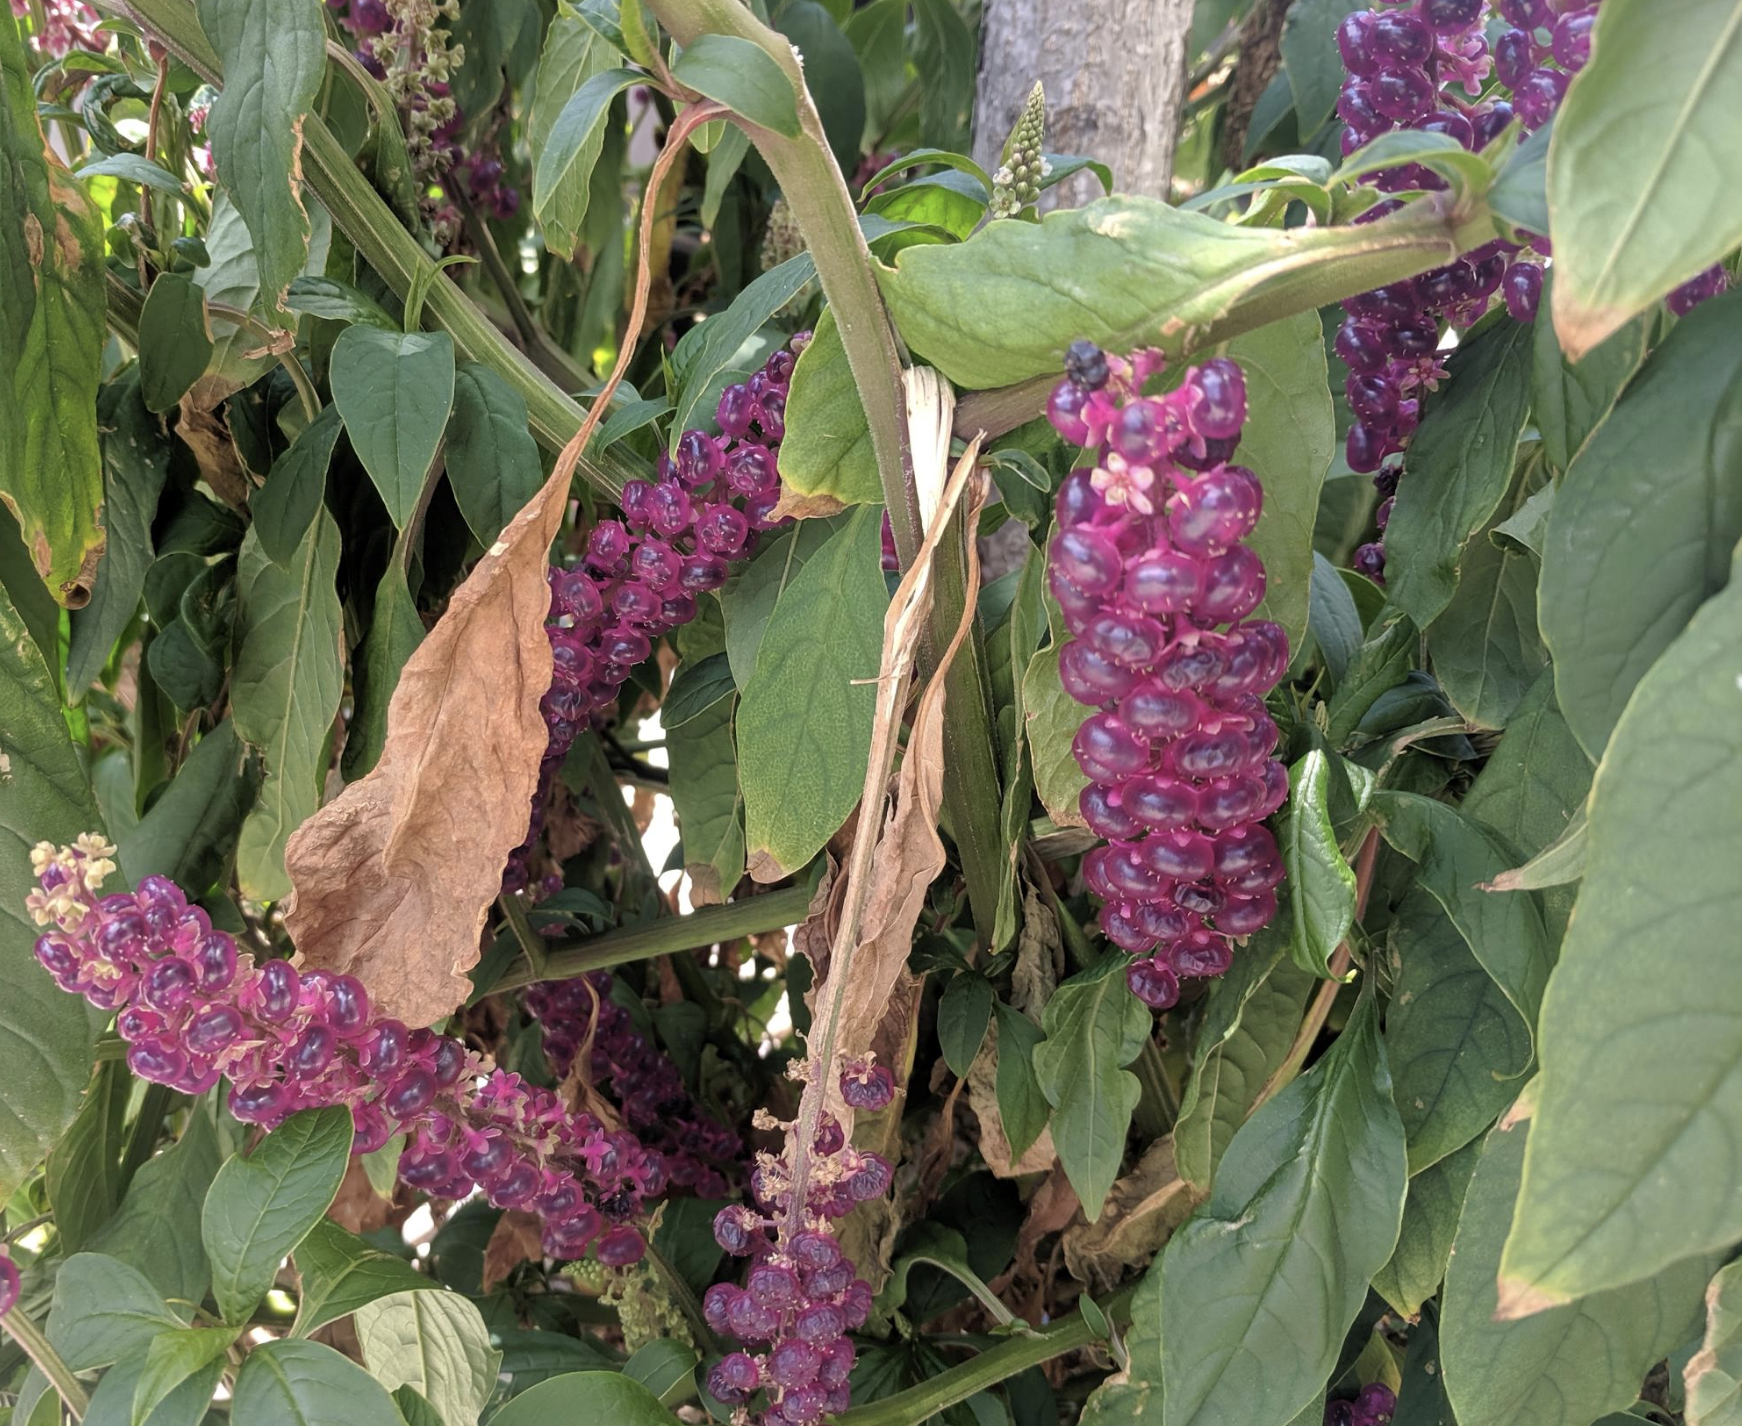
left=1174, top=926, right=1315, bottom=1190
left=991, top=1000, right=1050, bottom=1161
left=1032, top=955, right=1152, bottom=1221
left=231, top=515, right=344, bottom=903
left=89, top=1106, right=222, bottom=1306
left=48, top=1253, right=190, bottom=1371
left=735, top=505, right=886, bottom=877
left=487, top=1371, right=681, bottom=1426
left=1280, top=0, right=1366, bottom=134
left=194, top=0, right=325, bottom=317
left=1383, top=321, right=1535, bottom=630
left=1529, top=272, right=1649, bottom=477
left=533, top=66, right=641, bottom=252
left=778, top=311, right=874, bottom=513
left=526, top=6, right=623, bottom=259
left=664, top=688, right=744, bottom=902
left=292, top=1218, right=440, bottom=1336
left=670, top=255, right=814, bottom=442
left=253, top=404, right=342, bottom=568
left=1161, top=992, right=1406, bottom=1426
left=876, top=195, right=1476, bottom=391
left=1444, top=1100, right=1713, bottom=1426
left=1022, top=641, right=1090, bottom=828
left=0, top=9, right=107, bottom=607
left=44, top=1061, right=122, bottom=1255
left=0, top=579, right=102, bottom=1196
left=1538, top=289, right=1742, bottom=760
left=1499, top=562, right=1742, bottom=1307
left=1371, top=1136, right=1481, bottom=1319
left=341, top=558, right=423, bottom=782
left=1545, top=0, right=1742, bottom=356
left=82, top=1351, right=221, bottom=1426
left=445, top=363, right=545, bottom=547
left=117, top=719, right=260, bottom=893
left=202, top=1105, right=353, bottom=1324
left=134, top=1327, right=238, bottom=1426
left=356, top=1290, right=500, bottom=1426
left=909, top=0, right=974, bottom=152
left=230, top=1339, right=402, bottom=1426
left=1278, top=751, right=1357, bottom=978
left=1687, top=1259, right=1742, bottom=1426
left=137, top=274, right=214, bottom=415
left=670, top=34, right=800, bottom=136
left=1385, top=891, right=1531, bottom=1174
left=330, top=326, right=457, bottom=529
left=775, top=0, right=865, bottom=173
left=719, top=517, right=843, bottom=685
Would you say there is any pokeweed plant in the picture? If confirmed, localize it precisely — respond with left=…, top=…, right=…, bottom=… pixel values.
left=0, top=0, right=1736, bottom=1423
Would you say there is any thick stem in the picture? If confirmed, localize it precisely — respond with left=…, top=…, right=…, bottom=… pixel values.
left=2, top=1306, right=90, bottom=1421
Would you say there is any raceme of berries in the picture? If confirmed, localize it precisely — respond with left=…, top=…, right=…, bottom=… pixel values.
left=0, top=1253, right=16, bottom=1317
left=11, top=0, right=101, bottom=56
left=28, top=839, right=661, bottom=1268
left=1326, top=1383, right=1398, bottom=1426
left=526, top=971, right=741, bottom=1196
left=1045, top=343, right=1290, bottom=1012
left=703, top=1059, right=896, bottom=1425
left=503, top=336, right=806, bottom=891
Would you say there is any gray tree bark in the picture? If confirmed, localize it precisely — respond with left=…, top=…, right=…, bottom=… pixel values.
left=970, top=0, right=1196, bottom=207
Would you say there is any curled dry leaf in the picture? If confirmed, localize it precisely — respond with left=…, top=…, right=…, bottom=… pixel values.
left=966, top=1021, right=1058, bottom=1178
left=482, top=1210, right=547, bottom=1293
left=1061, top=1138, right=1200, bottom=1293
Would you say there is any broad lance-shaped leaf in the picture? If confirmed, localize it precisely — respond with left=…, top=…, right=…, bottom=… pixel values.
left=253, top=404, right=342, bottom=568
left=231, top=1339, right=401, bottom=1426
left=777, top=309, right=891, bottom=514
left=195, top=0, right=325, bottom=318
left=487, top=1371, right=684, bottom=1426
left=1687, top=1260, right=1742, bottom=1426
left=444, top=363, right=545, bottom=547
left=1443, top=1094, right=1714, bottom=1426
left=670, top=253, right=814, bottom=443
left=232, top=513, right=344, bottom=904
left=47, top=1253, right=191, bottom=1371
left=1498, top=559, right=1742, bottom=1309
left=1371, top=1135, right=1481, bottom=1319
left=532, top=67, right=641, bottom=255
left=292, top=1219, right=439, bottom=1336
left=356, top=1290, right=500, bottom=1426
left=1529, top=271, right=1649, bottom=478
left=664, top=690, right=744, bottom=905
left=118, top=720, right=260, bottom=895
left=88, top=1106, right=221, bottom=1306
left=1032, top=955, right=1152, bottom=1221
left=0, top=9, right=106, bottom=607
left=330, top=326, right=457, bottom=530
left=1160, top=992, right=1406, bottom=1426
left=134, top=1328, right=238, bottom=1426
left=1546, top=0, right=1742, bottom=356
left=875, top=194, right=1477, bottom=391
left=736, top=504, right=886, bottom=880
left=137, top=272, right=215, bottom=416
left=1278, top=751, right=1357, bottom=978
left=1382, top=320, right=1534, bottom=630
left=341, top=559, right=425, bottom=784
left=527, top=5, right=623, bottom=259
left=1539, top=288, right=1742, bottom=761
left=668, top=34, right=800, bottom=137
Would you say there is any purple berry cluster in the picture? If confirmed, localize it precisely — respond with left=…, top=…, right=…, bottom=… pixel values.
left=1044, top=344, right=1290, bottom=1011
left=28, top=838, right=661, bottom=1266
left=0, top=1254, right=16, bottom=1317
left=1667, top=263, right=1731, bottom=317
left=702, top=1060, right=899, bottom=1425
left=1326, top=1384, right=1397, bottom=1426
left=504, top=337, right=804, bottom=891
left=525, top=971, right=741, bottom=1196
left=11, top=0, right=101, bottom=56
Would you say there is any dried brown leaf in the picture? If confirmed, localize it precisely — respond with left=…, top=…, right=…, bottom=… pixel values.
left=326, top=1156, right=402, bottom=1237
left=175, top=398, right=249, bottom=511
left=966, top=1019, right=1058, bottom=1178
left=282, top=460, right=571, bottom=1026
left=482, top=1210, right=546, bottom=1292
left=1061, top=1139, right=1200, bottom=1292
left=1011, top=881, right=1061, bottom=1017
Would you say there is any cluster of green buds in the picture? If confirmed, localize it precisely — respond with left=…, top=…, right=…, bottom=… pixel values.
left=990, top=81, right=1051, bottom=219
left=368, top=0, right=466, bottom=187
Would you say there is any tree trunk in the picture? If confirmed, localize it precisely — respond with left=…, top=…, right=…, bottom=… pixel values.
left=971, top=0, right=1195, bottom=207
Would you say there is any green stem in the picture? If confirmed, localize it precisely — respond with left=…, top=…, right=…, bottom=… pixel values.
left=570, top=731, right=658, bottom=889
left=644, top=0, right=1008, bottom=944
left=498, top=895, right=548, bottom=980
left=2, top=1304, right=90, bottom=1421
left=118, top=1080, right=178, bottom=1192
left=492, top=882, right=816, bottom=992
left=645, top=1243, right=723, bottom=1358
left=1132, top=1037, right=1177, bottom=1139
left=833, top=1284, right=1136, bottom=1426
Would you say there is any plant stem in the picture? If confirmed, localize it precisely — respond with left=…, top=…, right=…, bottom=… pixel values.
left=833, top=1283, right=1138, bottom=1426
left=492, top=882, right=817, bottom=992
left=645, top=1242, right=723, bottom=1357
left=2, top=1305, right=90, bottom=1421
left=118, top=1080, right=178, bottom=1191
left=498, top=895, right=548, bottom=980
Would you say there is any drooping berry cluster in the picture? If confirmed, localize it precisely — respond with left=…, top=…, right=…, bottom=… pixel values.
left=1045, top=344, right=1290, bottom=1011
left=504, top=337, right=804, bottom=891
left=703, top=1061, right=899, bottom=1425
left=29, top=839, right=661, bottom=1266
left=525, top=971, right=741, bottom=1197
left=11, top=0, right=101, bottom=56
left=1326, top=1384, right=1397, bottom=1426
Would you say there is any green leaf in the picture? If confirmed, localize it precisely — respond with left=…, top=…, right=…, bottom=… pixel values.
left=83, top=1352, right=221, bottom=1426
left=1385, top=890, right=1531, bottom=1173
left=671, top=35, right=800, bottom=137
left=1174, top=925, right=1316, bottom=1189
left=356, top=1290, right=500, bottom=1426
left=68, top=376, right=172, bottom=692
left=0, top=9, right=107, bottom=607
left=231, top=514, right=344, bottom=903
left=1332, top=130, right=1492, bottom=199
left=1307, top=553, right=1363, bottom=685
left=938, top=974, right=993, bottom=1079
left=292, top=1218, right=440, bottom=1336
left=1443, top=1100, right=1714, bottom=1426
left=137, top=274, right=213, bottom=415
left=662, top=651, right=734, bottom=728
left=991, top=1001, right=1050, bottom=1161
left=868, top=176, right=987, bottom=242
left=117, top=719, right=260, bottom=892
left=1325, top=616, right=1416, bottom=745
left=873, top=1222, right=1014, bottom=1330
left=1529, top=271, right=1649, bottom=476
left=490, top=1372, right=681, bottom=1426
left=775, top=0, right=865, bottom=172
left=1278, top=751, right=1358, bottom=977
left=133, top=1327, right=237, bottom=1426
left=88, top=1106, right=222, bottom=1305
left=1033, top=955, right=1151, bottom=1220
left=48, top=1253, right=190, bottom=1370
left=391, top=1388, right=446, bottom=1426
left=283, top=275, right=398, bottom=328
left=624, top=1340, right=699, bottom=1408
left=445, top=363, right=546, bottom=546
left=0, top=579, right=102, bottom=1195
left=254, top=404, right=341, bottom=567
left=342, top=558, right=423, bottom=783
left=194, top=0, right=325, bottom=317
left=74, top=152, right=186, bottom=193
left=908, top=0, right=974, bottom=152
left=1545, top=0, right=1742, bottom=356
left=45, top=1062, right=122, bottom=1255
left=1498, top=564, right=1742, bottom=1306
left=700, top=123, right=749, bottom=230
left=230, top=1338, right=402, bottom=1426
left=202, top=1105, right=354, bottom=1324
left=1370, top=1136, right=1481, bottom=1318
left=671, top=255, right=814, bottom=441
left=1686, top=1259, right=1742, bottom=1426
left=1488, top=118, right=1550, bottom=237
left=1538, top=288, right=1742, bottom=760
left=1022, top=641, right=1090, bottom=829
left=330, top=326, right=457, bottom=529
left=1280, top=0, right=1365, bottom=134
left=719, top=517, right=843, bottom=685
left=665, top=688, right=744, bottom=902
left=1161, top=992, right=1406, bottom=1426
left=1383, top=321, right=1535, bottom=630
left=531, top=50, right=637, bottom=258
left=876, top=195, right=1477, bottom=391
left=736, top=505, right=886, bottom=878
left=778, top=307, right=880, bottom=509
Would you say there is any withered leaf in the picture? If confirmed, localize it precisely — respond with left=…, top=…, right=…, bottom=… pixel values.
left=1061, top=1139, right=1200, bottom=1292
